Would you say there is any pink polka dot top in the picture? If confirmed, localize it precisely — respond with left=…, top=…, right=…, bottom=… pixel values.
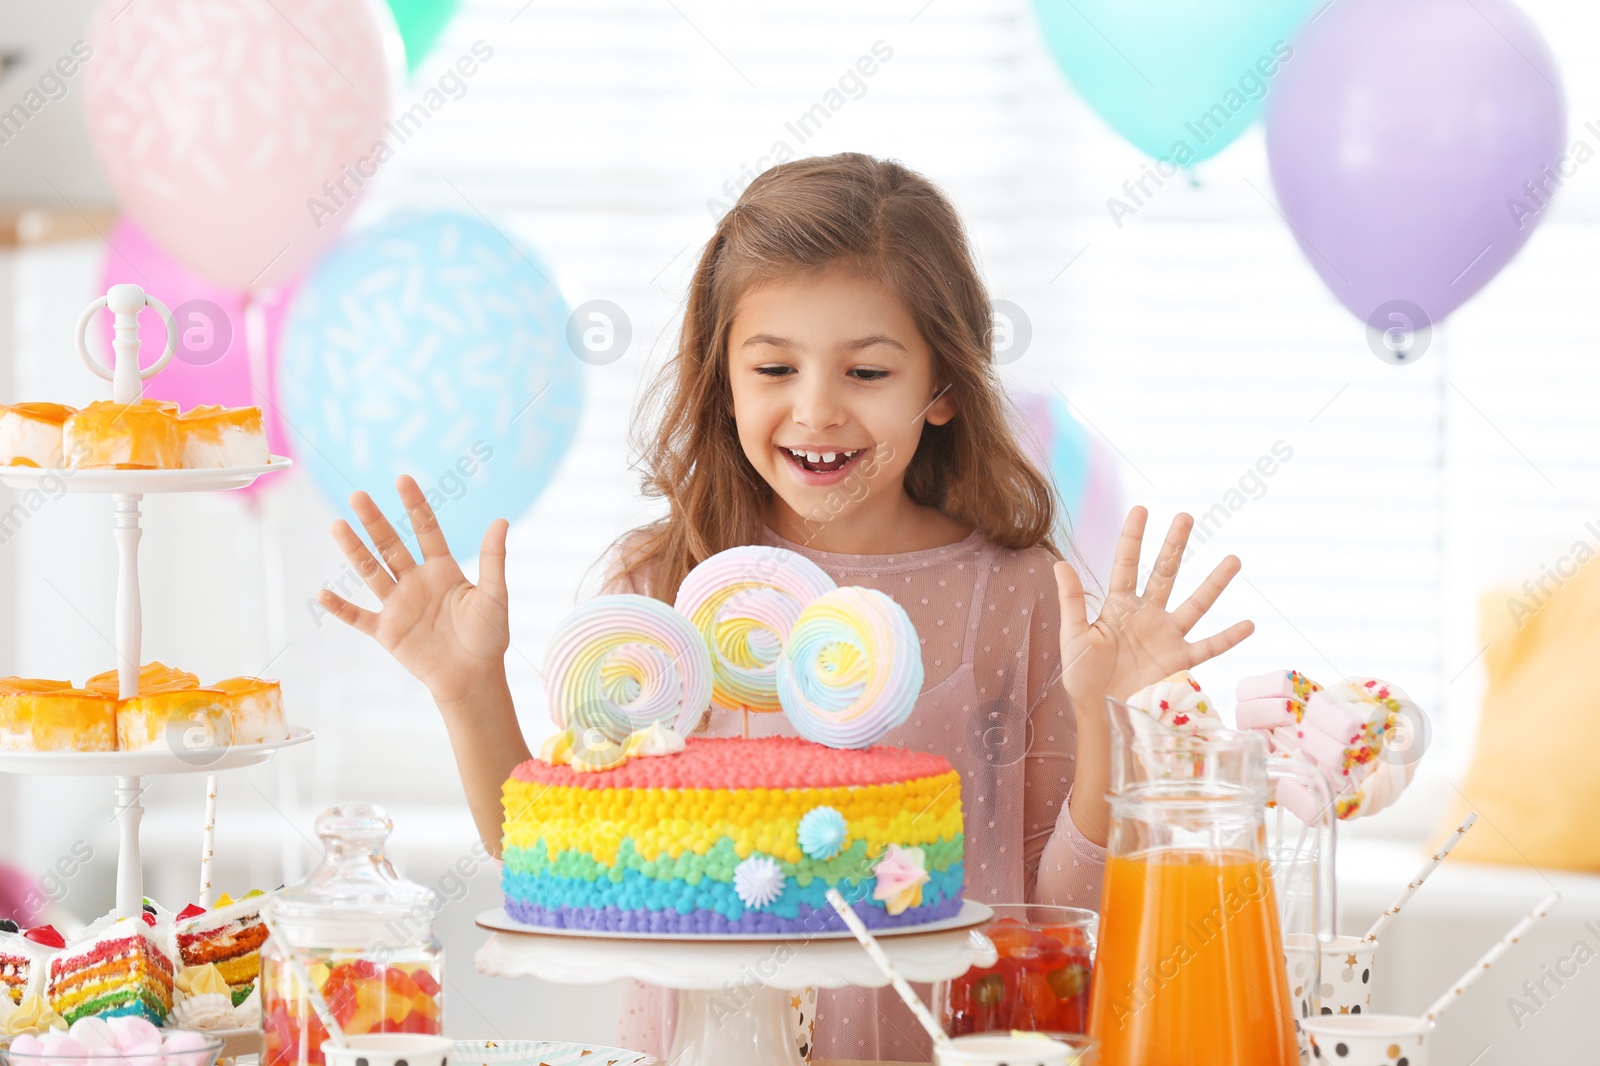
left=603, top=525, right=1108, bottom=1063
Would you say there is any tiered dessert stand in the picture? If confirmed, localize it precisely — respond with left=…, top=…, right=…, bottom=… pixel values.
left=474, top=903, right=998, bottom=1066
left=0, top=284, right=312, bottom=1055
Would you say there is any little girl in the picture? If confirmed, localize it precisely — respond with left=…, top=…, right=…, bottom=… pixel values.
left=318, top=152, right=1252, bottom=1062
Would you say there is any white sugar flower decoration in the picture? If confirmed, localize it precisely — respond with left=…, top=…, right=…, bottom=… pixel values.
left=733, top=855, right=785, bottom=909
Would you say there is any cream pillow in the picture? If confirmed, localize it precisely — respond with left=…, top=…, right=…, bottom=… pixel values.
left=1450, top=553, right=1600, bottom=870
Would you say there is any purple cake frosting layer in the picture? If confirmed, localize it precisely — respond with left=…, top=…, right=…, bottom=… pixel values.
left=506, top=894, right=963, bottom=935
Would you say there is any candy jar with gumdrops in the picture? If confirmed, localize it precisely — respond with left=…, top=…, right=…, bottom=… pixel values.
left=261, top=804, right=444, bottom=1066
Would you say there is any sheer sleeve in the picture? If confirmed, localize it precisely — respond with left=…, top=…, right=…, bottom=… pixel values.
left=598, top=532, right=649, bottom=596
left=600, top=567, right=638, bottom=596
left=1022, top=558, right=1108, bottom=908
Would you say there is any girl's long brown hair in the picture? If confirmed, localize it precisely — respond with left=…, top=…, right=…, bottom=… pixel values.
left=603, top=152, right=1070, bottom=603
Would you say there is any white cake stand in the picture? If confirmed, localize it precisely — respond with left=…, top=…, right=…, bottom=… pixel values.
left=475, top=904, right=998, bottom=1066
left=0, top=283, right=306, bottom=921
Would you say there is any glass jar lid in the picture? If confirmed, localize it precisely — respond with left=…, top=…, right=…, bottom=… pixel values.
left=266, top=802, right=437, bottom=946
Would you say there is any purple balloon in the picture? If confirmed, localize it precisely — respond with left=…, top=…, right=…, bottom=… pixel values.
left=1266, top=0, right=1566, bottom=334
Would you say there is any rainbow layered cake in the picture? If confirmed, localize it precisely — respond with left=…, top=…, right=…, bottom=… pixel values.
left=172, top=892, right=267, bottom=1005
left=46, top=913, right=174, bottom=1024
left=0, top=922, right=58, bottom=1006
left=502, top=736, right=964, bottom=934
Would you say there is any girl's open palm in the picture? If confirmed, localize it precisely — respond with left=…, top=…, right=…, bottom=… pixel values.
left=318, top=476, right=510, bottom=704
left=1054, top=507, right=1254, bottom=706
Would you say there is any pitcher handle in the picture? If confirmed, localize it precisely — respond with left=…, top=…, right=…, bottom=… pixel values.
left=1265, top=755, right=1337, bottom=945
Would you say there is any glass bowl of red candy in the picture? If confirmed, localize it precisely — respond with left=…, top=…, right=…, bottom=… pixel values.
left=934, top=904, right=1097, bottom=1039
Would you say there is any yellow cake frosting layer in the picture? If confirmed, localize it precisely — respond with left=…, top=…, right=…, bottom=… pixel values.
left=503, top=769, right=962, bottom=866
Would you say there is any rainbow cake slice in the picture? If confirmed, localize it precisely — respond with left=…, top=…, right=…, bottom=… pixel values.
left=502, top=736, right=964, bottom=934
left=172, top=892, right=268, bottom=1005
left=0, top=923, right=58, bottom=1006
left=46, top=913, right=174, bottom=1024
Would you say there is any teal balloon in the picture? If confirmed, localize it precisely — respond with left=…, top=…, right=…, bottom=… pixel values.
left=1032, top=0, right=1315, bottom=163
left=388, top=0, right=458, bottom=73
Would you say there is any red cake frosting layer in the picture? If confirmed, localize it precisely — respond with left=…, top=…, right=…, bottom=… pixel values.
left=511, top=736, right=952, bottom=789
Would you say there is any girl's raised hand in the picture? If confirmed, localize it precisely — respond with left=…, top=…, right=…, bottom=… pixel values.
left=1053, top=506, right=1254, bottom=707
left=317, top=476, right=511, bottom=704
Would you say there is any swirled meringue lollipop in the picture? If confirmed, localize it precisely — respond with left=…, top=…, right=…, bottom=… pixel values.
left=674, top=545, right=837, bottom=726
left=776, top=586, right=923, bottom=749
left=542, top=593, right=713, bottom=742
left=1300, top=677, right=1426, bottom=820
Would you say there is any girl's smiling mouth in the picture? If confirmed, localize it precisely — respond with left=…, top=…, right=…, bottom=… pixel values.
left=779, top=444, right=866, bottom=482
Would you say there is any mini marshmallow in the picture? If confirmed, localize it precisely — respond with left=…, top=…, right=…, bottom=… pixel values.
left=1296, top=726, right=1349, bottom=772
left=7, top=1034, right=44, bottom=1055
left=1236, top=669, right=1321, bottom=704
left=107, top=1015, right=161, bottom=1052
left=1303, top=690, right=1373, bottom=746
left=34, top=1033, right=86, bottom=1057
left=1235, top=697, right=1300, bottom=730
left=66, top=1017, right=117, bottom=1054
left=1270, top=760, right=1329, bottom=825
left=162, top=1028, right=219, bottom=1066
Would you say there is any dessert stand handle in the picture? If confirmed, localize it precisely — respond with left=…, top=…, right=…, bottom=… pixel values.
left=75, top=283, right=177, bottom=404
left=113, top=775, right=145, bottom=919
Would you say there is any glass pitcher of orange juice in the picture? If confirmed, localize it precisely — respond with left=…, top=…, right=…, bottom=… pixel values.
left=1087, top=699, right=1336, bottom=1066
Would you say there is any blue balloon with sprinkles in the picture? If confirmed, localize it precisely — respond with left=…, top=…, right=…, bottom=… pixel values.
left=280, top=209, right=583, bottom=552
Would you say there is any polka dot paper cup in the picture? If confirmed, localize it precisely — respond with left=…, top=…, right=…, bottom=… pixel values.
left=322, top=1035, right=456, bottom=1066
left=1286, top=934, right=1381, bottom=1018
left=933, top=1032, right=1095, bottom=1065
left=1303, top=1013, right=1432, bottom=1065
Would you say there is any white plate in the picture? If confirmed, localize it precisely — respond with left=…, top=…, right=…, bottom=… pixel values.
left=0, top=456, right=292, bottom=494
left=451, top=1039, right=655, bottom=1066
left=0, top=724, right=313, bottom=776
left=476, top=900, right=993, bottom=942
left=208, top=1027, right=265, bottom=1059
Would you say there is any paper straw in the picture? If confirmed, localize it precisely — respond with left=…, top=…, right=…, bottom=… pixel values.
left=200, top=775, right=218, bottom=908
left=1364, top=813, right=1477, bottom=943
left=824, top=889, right=951, bottom=1050
left=1423, top=891, right=1560, bottom=1022
left=261, top=915, right=346, bottom=1047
